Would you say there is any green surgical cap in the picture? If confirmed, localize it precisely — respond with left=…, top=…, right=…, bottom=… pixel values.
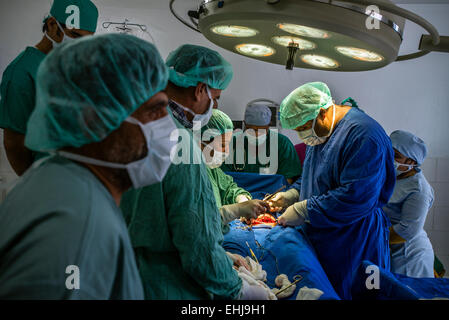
left=166, top=44, right=233, bottom=90
left=201, top=109, right=234, bottom=140
left=25, top=33, right=169, bottom=152
left=280, top=81, right=333, bottom=129
left=49, top=0, right=99, bottom=33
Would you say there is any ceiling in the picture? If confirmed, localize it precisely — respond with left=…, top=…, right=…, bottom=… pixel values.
left=95, top=0, right=449, bottom=10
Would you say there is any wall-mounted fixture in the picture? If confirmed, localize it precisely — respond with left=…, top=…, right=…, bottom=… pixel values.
left=170, top=0, right=449, bottom=72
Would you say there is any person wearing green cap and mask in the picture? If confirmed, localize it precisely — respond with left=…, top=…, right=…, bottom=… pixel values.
left=0, top=0, right=99, bottom=176
left=120, top=44, right=271, bottom=300
left=268, top=81, right=396, bottom=300
left=0, top=33, right=173, bottom=299
left=200, top=109, right=270, bottom=235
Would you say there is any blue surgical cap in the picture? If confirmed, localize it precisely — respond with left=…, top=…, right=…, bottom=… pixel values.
left=166, top=44, right=233, bottom=90
left=244, top=104, right=272, bottom=126
left=47, top=0, right=99, bottom=33
left=390, top=130, right=427, bottom=166
left=25, top=33, right=169, bottom=152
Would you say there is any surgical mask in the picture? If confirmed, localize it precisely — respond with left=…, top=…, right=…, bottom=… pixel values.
left=394, top=160, right=415, bottom=177
left=246, top=131, right=267, bottom=145
left=202, top=142, right=228, bottom=169
left=57, top=114, right=177, bottom=189
left=45, top=19, right=75, bottom=48
left=297, top=105, right=336, bottom=146
left=175, top=86, right=214, bottom=128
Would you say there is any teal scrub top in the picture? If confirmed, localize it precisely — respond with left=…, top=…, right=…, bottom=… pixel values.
left=0, top=47, right=46, bottom=134
left=206, top=166, right=251, bottom=234
left=221, top=130, right=302, bottom=179
left=120, top=117, right=242, bottom=300
left=0, top=156, right=144, bottom=299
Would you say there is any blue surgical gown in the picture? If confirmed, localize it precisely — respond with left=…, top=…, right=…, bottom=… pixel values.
left=383, top=172, right=435, bottom=278
left=0, top=156, right=144, bottom=299
left=291, top=107, right=396, bottom=300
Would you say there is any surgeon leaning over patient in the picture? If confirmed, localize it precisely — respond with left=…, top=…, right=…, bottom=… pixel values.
left=121, top=44, right=271, bottom=300
left=200, top=109, right=270, bottom=234
left=0, top=0, right=98, bottom=176
left=268, top=82, right=396, bottom=299
left=384, top=130, right=435, bottom=278
left=0, top=33, right=173, bottom=299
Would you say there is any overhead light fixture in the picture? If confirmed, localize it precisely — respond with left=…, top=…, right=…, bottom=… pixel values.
left=235, top=44, right=275, bottom=57
left=335, top=46, right=384, bottom=62
left=211, top=25, right=259, bottom=37
left=301, top=54, right=340, bottom=69
left=277, top=23, right=330, bottom=39
left=170, top=0, right=448, bottom=72
left=272, top=36, right=316, bottom=50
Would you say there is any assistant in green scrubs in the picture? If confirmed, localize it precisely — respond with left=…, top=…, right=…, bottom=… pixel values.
left=0, top=0, right=98, bottom=175
left=221, top=104, right=301, bottom=184
left=0, top=32, right=171, bottom=299
left=200, top=110, right=270, bottom=234
left=0, top=157, right=143, bottom=299
left=120, top=115, right=243, bottom=300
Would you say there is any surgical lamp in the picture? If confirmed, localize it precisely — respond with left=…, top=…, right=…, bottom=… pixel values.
left=169, top=0, right=449, bottom=72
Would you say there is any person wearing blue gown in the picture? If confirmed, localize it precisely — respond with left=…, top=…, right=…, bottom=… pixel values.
left=268, top=82, right=396, bottom=299
left=384, top=130, right=435, bottom=278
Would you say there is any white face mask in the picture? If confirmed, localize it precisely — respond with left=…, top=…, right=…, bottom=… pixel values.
left=202, top=142, right=228, bottom=169
left=246, top=131, right=267, bottom=145
left=45, top=19, right=75, bottom=48
left=297, top=105, right=336, bottom=146
left=57, top=114, right=177, bottom=189
left=175, top=86, right=214, bottom=128
left=394, top=160, right=415, bottom=177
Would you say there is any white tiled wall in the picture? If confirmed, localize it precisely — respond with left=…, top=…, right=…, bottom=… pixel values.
left=422, top=157, right=449, bottom=278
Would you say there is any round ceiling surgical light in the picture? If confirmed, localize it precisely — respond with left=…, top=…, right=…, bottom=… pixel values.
left=277, top=23, right=330, bottom=39
left=235, top=44, right=275, bottom=57
left=335, top=46, right=384, bottom=62
left=272, top=36, right=316, bottom=50
left=301, top=54, right=339, bottom=69
left=211, top=25, right=259, bottom=37
left=170, top=0, right=447, bottom=71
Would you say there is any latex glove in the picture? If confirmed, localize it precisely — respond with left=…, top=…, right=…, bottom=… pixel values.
left=268, top=189, right=299, bottom=212
left=220, top=200, right=270, bottom=223
left=236, top=194, right=251, bottom=203
left=226, top=252, right=251, bottom=271
left=278, top=200, right=307, bottom=227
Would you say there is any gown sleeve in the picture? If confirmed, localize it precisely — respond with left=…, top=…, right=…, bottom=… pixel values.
left=214, top=167, right=251, bottom=205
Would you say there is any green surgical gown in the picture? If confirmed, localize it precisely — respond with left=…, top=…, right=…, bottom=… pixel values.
left=0, top=156, right=144, bottom=299
left=221, top=130, right=302, bottom=180
left=0, top=47, right=45, bottom=134
left=120, top=118, right=242, bottom=300
left=0, top=46, right=47, bottom=160
left=206, top=166, right=251, bottom=234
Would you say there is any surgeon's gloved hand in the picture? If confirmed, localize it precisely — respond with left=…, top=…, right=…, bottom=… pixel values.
left=220, top=200, right=270, bottom=223
left=226, top=252, right=252, bottom=271
left=278, top=200, right=308, bottom=227
left=268, top=189, right=299, bottom=212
